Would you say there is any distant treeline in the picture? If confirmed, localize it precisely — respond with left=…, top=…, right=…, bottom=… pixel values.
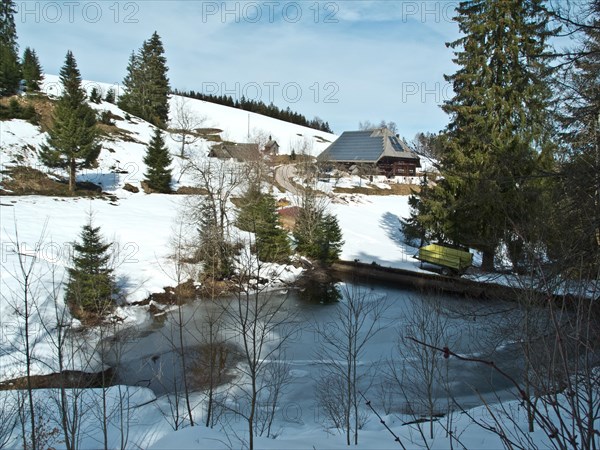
left=172, top=88, right=333, bottom=134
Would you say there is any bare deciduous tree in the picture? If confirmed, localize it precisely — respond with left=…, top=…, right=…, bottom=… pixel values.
left=219, top=244, right=296, bottom=450
left=185, top=158, right=246, bottom=280
left=391, top=293, right=457, bottom=442
left=2, top=222, right=51, bottom=450
left=168, top=97, right=206, bottom=159
left=314, top=283, right=388, bottom=445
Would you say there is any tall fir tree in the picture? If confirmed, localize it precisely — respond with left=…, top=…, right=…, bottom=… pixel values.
left=555, top=0, right=600, bottom=273
left=143, top=127, right=173, bottom=193
left=0, top=0, right=21, bottom=96
left=40, top=51, right=101, bottom=192
left=415, top=0, right=556, bottom=271
left=66, top=216, right=116, bottom=316
left=21, top=47, right=43, bottom=92
left=118, top=31, right=170, bottom=128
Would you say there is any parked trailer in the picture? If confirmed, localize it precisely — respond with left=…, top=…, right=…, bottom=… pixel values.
left=415, top=244, right=472, bottom=276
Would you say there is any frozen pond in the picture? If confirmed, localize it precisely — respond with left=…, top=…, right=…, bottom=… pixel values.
left=106, top=279, right=527, bottom=423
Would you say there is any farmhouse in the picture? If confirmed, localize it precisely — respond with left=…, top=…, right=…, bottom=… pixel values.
left=208, top=142, right=261, bottom=162
left=317, top=128, right=421, bottom=176
left=263, top=136, right=280, bottom=155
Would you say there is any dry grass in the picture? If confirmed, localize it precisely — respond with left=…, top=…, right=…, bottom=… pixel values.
left=0, top=94, right=56, bottom=131
left=1, top=166, right=102, bottom=197
left=189, top=342, right=242, bottom=391
left=333, top=183, right=420, bottom=196
left=174, top=186, right=209, bottom=195
left=97, top=123, right=143, bottom=144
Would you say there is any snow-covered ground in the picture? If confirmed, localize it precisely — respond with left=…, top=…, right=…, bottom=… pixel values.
left=0, top=380, right=559, bottom=450
left=331, top=194, right=426, bottom=271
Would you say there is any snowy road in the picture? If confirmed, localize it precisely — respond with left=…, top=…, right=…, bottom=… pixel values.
left=274, top=164, right=302, bottom=196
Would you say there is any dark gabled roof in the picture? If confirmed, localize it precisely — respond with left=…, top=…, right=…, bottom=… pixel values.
left=317, top=128, right=420, bottom=164
left=209, top=143, right=260, bottom=161
left=264, top=139, right=279, bottom=152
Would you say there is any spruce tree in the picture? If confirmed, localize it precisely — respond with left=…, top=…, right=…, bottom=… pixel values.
left=89, top=87, right=102, bottom=103
left=104, top=88, right=116, bottom=104
left=401, top=173, right=437, bottom=247
left=237, top=189, right=291, bottom=263
left=315, top=213, right=343, bottom=264
left=40, top=51, right=101, bottom=192
left=118, top=32, right=170, bottom=127
left=143, top=127, right=173, bottom=193
left=294, top=202, right=343, bottom=264
left=0, top=0, right=21, bottom=96
left=66, top=217, right=115, bottom=316
left=21, top=47, right=43, bottom=93
left=198, top=198, right=234, bottom=280
left=555, top=0, right=600, bottom=272
left=416, top=0, right=556, bottom=271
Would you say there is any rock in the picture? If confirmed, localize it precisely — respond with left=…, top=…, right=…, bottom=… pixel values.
left=141, top=180, right=154, bottom=194
left=175, top=186, right=208, bottom=195
left=123, top=183, right=139, bottom=193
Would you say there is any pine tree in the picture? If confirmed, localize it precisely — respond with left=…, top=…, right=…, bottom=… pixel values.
left=315, top=213, right=343, bottom=264
left=237, top=189, right=291, bottom=263
left=0, top=0, right=21, bottom=96
left=416, top=0, right=556, bottom=271
left=40, top=51, right=101, bottom=192
left=66, top=217, right=116, bottom=316
left=118, top=32, right=170, bottom=127
left=143, top=127, right=172, bottom=193
left=89, top=87, right=102, bottom=103
left=294, top=202, right=343, bottom=264
left=104, top=88, right=115, bottom=104
left=401, top=173, right=438, bottom=247
left=198, top=197, right=234, bottom=280
left=21, top=47, right=43, bottom=93
left=555, top=0, right=600, bottom=272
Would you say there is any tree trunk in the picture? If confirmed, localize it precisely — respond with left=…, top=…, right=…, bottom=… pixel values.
left=481, top=248, right=495, bottom=272
left=69, top=159, right=76, bottom=192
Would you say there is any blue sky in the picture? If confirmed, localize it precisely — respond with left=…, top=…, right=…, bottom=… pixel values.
left=15, top=1, right=461, bottom=137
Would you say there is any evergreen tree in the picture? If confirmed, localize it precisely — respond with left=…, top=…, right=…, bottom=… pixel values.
left=415, top=0, right=556, bottom=271
left=294, top=201, right=344, bottom=264
left=198, top=198, right=234, bottom=280
left=104, top=88, right=115, bottom=104
left=40, top=51, right=101, bottom=192
left=118, top=31, right=170, bottom=127
left=401, top=173, right=437, bottom=247
left=0, top=0, right=21, bottom=96
left=315, top=213, right=343, bottom=264
left=555, top=0, right=600, bottom=273
left=89, top=86, right=102, bottom=103
left=21, top=47, right=43, bottom=92
left=143, top=127, right=173, bottom=193
left=237, top=188, right=291, bottom=263
left=66, top=217, right=116, bottom=315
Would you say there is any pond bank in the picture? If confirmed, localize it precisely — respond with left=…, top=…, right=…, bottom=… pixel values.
left=0, top=368, right=115, bottom=391
left=332, top=260, right=533, bottom=302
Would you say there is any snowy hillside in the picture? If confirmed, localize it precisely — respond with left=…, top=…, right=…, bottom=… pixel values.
left=42, top=74, right=337, bottom=156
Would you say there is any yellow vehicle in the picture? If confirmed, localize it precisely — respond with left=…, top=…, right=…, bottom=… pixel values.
left=415, top=244, right=472, bottom=276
